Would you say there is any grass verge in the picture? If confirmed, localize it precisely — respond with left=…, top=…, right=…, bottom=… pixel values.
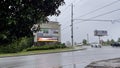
left=0, top=47, right=85, bottom=58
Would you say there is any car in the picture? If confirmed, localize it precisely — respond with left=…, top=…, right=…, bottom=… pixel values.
left=76, top=43, right=83, bottom=46
left=91, top=43, right=102, bottom=48
left=111, top=42, right=120, bottom=47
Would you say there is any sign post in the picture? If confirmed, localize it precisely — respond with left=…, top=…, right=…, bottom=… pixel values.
left=94, top=30, right=108, bottom=45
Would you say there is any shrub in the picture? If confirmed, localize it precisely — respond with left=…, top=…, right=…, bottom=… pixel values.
left=0, top=37, right=33, bottom=53
left=26, top=44, right=67, bottom=51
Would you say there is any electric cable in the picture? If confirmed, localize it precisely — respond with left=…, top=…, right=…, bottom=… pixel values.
left=76, top=0, right=120, bottom=18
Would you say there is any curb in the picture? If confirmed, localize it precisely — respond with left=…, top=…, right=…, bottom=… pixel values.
left=85, top=58, right=120, bottom=68
left=0, top=48, right=86, bottom=58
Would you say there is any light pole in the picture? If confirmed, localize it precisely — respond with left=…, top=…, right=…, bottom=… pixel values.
left=71, top=3, right=74, bottom=47
left=87, top=34, right=89, bottom=44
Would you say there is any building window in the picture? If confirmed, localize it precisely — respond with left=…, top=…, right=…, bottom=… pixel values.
left=42, top=29, right=49, bottom=34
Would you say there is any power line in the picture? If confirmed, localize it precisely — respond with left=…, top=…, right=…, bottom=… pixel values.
left=59, top=0, right=120, bottom=28
left=73, top=0, right=82, bottom=5
left=72, top=0, right=77, bottom=4
left=57, top=0, right=78, bottom=19
left=59, top=0, right=120, bottom=30
left=59, top=5, right=70, bottom=16
left=73, top=8, right=120, bottom=25
left=60, top=18, right=120, bottom=32
left=61, top=1, right=120, bottom=32
left=76, top=0, right=120, bottom=18
left=74, top=0, right=88, bottom=6
left=61, top=25, right=70, bottom=31
left=59, top=0, right=79, bottom=17
left=90, top=8, right=120, bottom=19
left=61, top=4, right=120, bottom=31
left=74, top=8, right=120, bottom=22
left=74, top=19, right=113, bottom=22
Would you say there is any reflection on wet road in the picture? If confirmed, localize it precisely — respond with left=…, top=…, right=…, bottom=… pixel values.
left=1, top=46, right=120, bottom=68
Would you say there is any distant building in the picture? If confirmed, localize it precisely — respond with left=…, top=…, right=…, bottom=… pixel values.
left=31, top=21, right=61, bottom=45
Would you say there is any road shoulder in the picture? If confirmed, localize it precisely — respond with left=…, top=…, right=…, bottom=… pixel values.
left=0, top=46, right=86, bottom=58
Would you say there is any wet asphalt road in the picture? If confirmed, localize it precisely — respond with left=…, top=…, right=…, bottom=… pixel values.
left=1, top=46, right=120, bottom=68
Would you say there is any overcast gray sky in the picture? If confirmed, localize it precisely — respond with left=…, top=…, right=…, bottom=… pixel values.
left=49, top=0, right=120, bottom=44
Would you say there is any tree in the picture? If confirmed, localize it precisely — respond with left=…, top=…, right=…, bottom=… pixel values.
left=0, top=0, right=65, bottom=45
left=117, top=38, right=120, bottom=42
left=111, top=39, right=115, bottom=43
left=106, top=39, right=110, bottom=45
left=82, top=39, right=87, bottom=45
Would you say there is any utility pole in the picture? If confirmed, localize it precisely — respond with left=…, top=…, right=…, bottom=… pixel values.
left=98, top=36, right=101, bottom=44
left=87, top=34, right=89, bottom=44
left=71, top=3, right=74, bottom=47
left=71, top=4, right=76, bottom=68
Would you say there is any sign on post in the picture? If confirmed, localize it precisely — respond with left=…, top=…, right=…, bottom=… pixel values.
left=94, top=30, right=108, bottom=36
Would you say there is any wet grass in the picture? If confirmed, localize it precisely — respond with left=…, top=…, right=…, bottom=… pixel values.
left=0, top=47, right=76, bottom=58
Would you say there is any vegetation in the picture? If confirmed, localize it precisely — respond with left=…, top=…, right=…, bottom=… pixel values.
left=26, top=44, right=66, bottom=51
left=0, top=0, right=65, bottom=53
left=0, top=36, right=67, bottom=53
left=0, top=47, right=74, bottom=57
left=102, top=39, right=115, bottom=45
left=117, top=38, right=120, bottom=42
left=0, top=37, right=33, bottom=53
left=0, top=42, right=67, bottom=54
left=82, top=39, right=87, bottom=45
left=0, top=0, right=65, bottom=45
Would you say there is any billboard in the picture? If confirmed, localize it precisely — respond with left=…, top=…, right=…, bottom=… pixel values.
left=37, top=28, right=59, bottom=42
left=37, top=37, right=58, bottom=42
left=94, top=30, right=107, bottom=36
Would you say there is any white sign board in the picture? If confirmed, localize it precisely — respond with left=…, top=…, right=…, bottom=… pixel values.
left=37, top=28, right=59, bottom=42
left=94, top=30, right=107, bottom=36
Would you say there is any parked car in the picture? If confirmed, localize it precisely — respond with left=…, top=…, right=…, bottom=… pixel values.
left=91, top=43, right=102, bottom=48
left=111, top=42, right=120, bottom=47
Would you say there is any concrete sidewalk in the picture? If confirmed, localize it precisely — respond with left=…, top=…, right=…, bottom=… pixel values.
left=85, top=58, right=120, bottom=68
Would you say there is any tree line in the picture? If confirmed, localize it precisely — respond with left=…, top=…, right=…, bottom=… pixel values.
left=82, top=38, right=120, bottom=45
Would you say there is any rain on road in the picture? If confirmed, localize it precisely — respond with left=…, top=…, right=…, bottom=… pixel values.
left=0, top=46, right=120, bottom=68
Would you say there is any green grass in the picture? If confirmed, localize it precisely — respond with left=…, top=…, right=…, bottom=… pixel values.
left=0, top=47, right=76, bottom=58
